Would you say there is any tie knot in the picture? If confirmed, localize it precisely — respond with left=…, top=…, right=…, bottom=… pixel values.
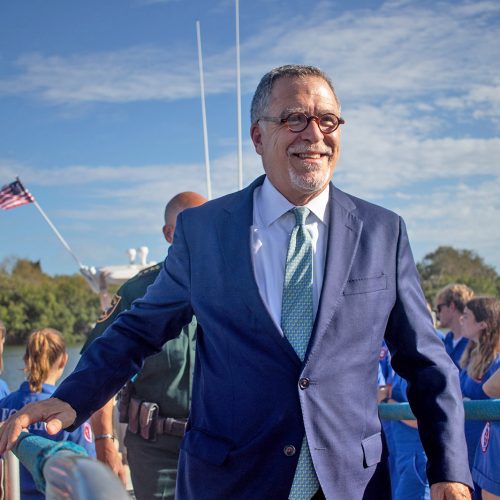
left=292, top=206, right=310, bottom=226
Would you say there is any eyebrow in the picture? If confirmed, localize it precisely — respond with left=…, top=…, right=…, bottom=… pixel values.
left=279, top=107, right=339, bottom=117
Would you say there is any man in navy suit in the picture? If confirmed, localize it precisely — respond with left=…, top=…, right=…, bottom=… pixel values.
left=0, top=65, right=472, bottom=499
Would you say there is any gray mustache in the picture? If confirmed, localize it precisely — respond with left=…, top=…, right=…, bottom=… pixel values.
left=288, top=147, right=332, bottom=155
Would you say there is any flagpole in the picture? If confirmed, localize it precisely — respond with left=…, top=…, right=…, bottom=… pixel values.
left=196, top=21, right=212, bottom=200
left=31, top=199, right=85, bottom=268
left=16, top=178, right=85, bottom=269
left=235, top=0, right=243, bottom=190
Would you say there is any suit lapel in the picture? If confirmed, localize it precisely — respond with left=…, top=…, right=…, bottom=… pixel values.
left=216, top=176, right=301, bottom=367
left=310, top=185, right=363, bottom=352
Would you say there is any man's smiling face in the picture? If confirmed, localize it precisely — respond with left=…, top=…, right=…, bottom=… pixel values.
left=251, top=75, right=341, bottom=205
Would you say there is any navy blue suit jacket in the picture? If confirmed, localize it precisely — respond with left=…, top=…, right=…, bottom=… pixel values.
left=55, top=176, right=472, bottom=498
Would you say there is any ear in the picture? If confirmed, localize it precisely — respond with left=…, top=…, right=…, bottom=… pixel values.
left=251, top=123, right=264, bottom=156
left=478, top=320, right=488, bottom=331
left=163, top=224, right=175, bottom=244
left=59, top=352, right=68, bottom=370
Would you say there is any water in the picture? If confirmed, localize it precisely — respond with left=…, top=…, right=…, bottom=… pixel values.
left=1, top=344, right=84, bottom=393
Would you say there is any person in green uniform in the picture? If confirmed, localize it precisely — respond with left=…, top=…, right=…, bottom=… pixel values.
left=82, top=191, right=206, bottom=500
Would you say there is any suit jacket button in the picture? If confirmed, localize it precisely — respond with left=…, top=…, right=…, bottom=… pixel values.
left=284, top=445, right=296, bottom=456
left=299, top=377, right=310, bottom=389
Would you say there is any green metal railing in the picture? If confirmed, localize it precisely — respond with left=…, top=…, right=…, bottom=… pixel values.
left=8, top=432, right=129, bottom=500
left=379, top=399, right=500, bottom=421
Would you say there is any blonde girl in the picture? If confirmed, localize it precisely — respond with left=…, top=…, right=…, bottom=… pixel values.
left=0, top=321, right=10, bottom=399
left=0, top=328, right=95, bottom=499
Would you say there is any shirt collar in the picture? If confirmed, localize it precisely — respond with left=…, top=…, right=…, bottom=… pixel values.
left=20, top=381, right=56, bottom=393
left=257, top=176, right=330, bottom=228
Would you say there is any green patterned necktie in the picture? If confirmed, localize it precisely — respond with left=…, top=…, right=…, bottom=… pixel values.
left=281, top=207, right=320, bottom=499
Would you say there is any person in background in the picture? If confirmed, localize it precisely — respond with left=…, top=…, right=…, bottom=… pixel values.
left=460, top=297, right=500, bottom=498
left=0, top=320, right=9, bottom=498
left=472, top=368, right=500, bottom=500
left=482, top=367, right=500, bottom=400
left=378, top=341, right=398, bottom=496
left=86, top=191, right=206, bottom=500
left=385, top=303, right=444, bottom=499
left=378, top=341, right=393, bottom=403
left=0, top=321, right=10, bottom=399
left=0, top=328, right=95, bottom=500
left=389, top=372, right=430, bottom=500
left=435, top=284, right=474, bottom=368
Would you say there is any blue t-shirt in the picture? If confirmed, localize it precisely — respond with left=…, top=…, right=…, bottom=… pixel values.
left=379, top=342, right=393, bottom=386
left=0, top=382, right=95, bottom=500
left=391, top=373, right=408, bottom=403
left=473, top=419, right=500, bottom=495
left=460, top=355, right=500, bottom=470
left=443, top=331, right=469, bottom=369
left=0, top=378, right=10, bottom=399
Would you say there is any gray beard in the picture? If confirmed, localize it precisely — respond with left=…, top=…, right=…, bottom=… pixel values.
left=288, top=165, right=330, bottom=194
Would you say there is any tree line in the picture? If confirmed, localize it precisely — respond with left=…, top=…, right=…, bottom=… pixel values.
left=0, top=259, right=101, bottom=345
left=417, top=246, right=500, bottom=302
left=1, top=246, right=499, bottom=345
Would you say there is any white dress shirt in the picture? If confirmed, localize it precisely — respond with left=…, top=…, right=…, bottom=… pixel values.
left=251, top=177, right=330, bottom=334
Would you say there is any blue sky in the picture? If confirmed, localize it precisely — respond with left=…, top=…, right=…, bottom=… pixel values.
left=1, top=0, right=499, bottom=279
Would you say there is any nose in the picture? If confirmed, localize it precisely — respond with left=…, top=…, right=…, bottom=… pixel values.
left=299, top=117, right=325, bottom=142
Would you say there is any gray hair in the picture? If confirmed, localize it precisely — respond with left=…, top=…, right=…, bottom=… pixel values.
left=250, top=65, right=340, bottom=125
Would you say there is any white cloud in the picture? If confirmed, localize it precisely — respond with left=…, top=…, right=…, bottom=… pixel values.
left=0, top=48, right=201, bottom=103
left=398, top=179, right=500, bottom=269
left=436, top=80, right=500, bottom=122
left=133, top=0, right=180, bottom=5
left=238, top=0, right=500, bottom=105
left=0, top=0, right=498, bottom=115
left=453, top=1, right=500, bottom=17
left=0, top=161, right=210, bottom=228
left=1, top=161, right=202, bottom=187
left=0, top=161, right=30, bottom=184
left=334, top=102, right=500, bottom=198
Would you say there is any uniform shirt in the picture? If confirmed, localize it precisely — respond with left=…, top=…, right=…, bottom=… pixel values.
left=460, top=355, right=500, bottom=470
left=0, top=378, right=10, bottom=399
left=444, top=331, right=469, bottom=369
left=379, top=341, right=394, bottom=386
left=472, top=420, right=500, bottom=495
left=251, top=177, right=329, bottom=332
left=83, top=263, right=196, bottom=418
left=0, top=382, right=95, bottom=500
left=391, top=373, right=408, bottom=403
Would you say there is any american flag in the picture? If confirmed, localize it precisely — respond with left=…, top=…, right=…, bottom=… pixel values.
left=0, top=179, right=35, bottom=210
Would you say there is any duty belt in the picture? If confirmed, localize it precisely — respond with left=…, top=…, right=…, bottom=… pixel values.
left=126, top=396, right=187, bottom=441
left=156, top=416, right=187, bottom=438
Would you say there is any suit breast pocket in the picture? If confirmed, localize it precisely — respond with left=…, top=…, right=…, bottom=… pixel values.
left=343, top=273, right=388, bottom=296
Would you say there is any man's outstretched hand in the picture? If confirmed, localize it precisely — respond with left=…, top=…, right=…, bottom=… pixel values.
left=0, top=398, right=76, bottom=453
